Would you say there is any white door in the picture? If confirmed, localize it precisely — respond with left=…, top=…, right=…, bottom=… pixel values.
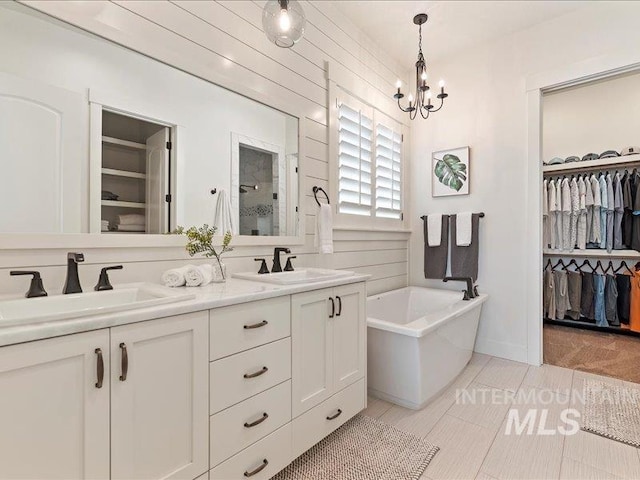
left=333, top=283, right=366, bottom=392
left=0, top=71, right=86, bottom=233
left=0, top=330, right=110, bottom=480
left=111, top=312, right=209, bottom=480
left=291, top=287, right=334, bottom=417
left=146, top=127, right=170, bottom=234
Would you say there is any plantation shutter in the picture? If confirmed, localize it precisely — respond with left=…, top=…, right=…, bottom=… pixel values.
left=375, top=121, right=402, bottom=219
left=338, top=102, right=373, bottom=216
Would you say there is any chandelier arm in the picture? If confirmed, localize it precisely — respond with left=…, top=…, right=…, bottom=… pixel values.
left=418, top=105, right=430, bottom=120
left=428, top=97, right=446, bottom=113
left=396, top=97, right=412, bottom=113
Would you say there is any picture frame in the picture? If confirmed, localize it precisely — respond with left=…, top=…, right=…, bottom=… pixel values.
left=431, top=146, right=470, bottom=197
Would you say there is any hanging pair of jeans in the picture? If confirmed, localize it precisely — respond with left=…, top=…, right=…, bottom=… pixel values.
left=593, top=274, right=608, bottom=327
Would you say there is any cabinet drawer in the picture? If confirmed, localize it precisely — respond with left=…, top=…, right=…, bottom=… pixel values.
left=209, top=423, right=292, bottom=480
left=210, top=338, right=291, bottom=413
left=210, top=297, right=290, bottom=361
left=291, top=378, right=365, bottom=458
left=210, top=380, right=291, bottom=467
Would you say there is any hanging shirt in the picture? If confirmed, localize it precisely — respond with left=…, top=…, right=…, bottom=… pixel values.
left=544, top=269, right=556, bottom=320
left=599, top=175, right=608, bottom=250
left=605, top=174, right=615, bottom=253
left=543, top=179, right=550, bottom=249
left=584, top=175, right=594, bottom=245
left=556, top=179, right=564, bottom=249
left=554, top=270, right=571, bottom=319
left=632, top=173, right=640, bottom=252
left=590, top=175, right=601, bottom=245
left=560, top=179, right=572, bottom=250
left=623, top=174, right=633, bottom=248
left=569, top=178, right=579, bottom=251
left=548, top=180, right=558, bottom=250
left=613, top=173, right=624, bottom=250
left=577, top=176, right=587, bottom=250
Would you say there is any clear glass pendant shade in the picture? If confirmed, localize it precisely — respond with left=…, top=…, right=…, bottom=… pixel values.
left=262, top=0, right=306, bottom=48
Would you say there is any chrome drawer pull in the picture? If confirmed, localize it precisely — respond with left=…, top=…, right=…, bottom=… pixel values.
left=243, top=366, right=268, bottom=379
left=244, top=459, right=268, bottom=477
left=326, top=409, right=342, bottom=421
left=244, top=412, right=269, bottom=428
left=244, top=320, right=268, bottom=329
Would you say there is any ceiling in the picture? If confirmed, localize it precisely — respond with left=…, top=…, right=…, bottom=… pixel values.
left=330, top=1, right=595, bottom=67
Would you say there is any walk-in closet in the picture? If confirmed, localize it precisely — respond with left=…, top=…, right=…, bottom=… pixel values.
left=542, top=71, right=640, bottom=383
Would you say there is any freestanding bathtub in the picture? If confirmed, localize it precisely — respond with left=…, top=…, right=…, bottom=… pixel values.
left=367, top=286, right=488, bottom=410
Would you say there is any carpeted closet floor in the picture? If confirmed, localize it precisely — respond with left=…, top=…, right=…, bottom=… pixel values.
left=544, top=324, right=640, bottom=383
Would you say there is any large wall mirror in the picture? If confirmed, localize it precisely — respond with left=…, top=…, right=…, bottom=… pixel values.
left=0, top=3, right=301, bottom=242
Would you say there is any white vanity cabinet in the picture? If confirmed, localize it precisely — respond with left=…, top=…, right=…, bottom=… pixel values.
left=0, top=312, right=208, bottom=480
left=291, top=283, right=366, bottom=417
left=0, top=329, right=111, bottom=480
left=110, top=312, right=209, bottom=480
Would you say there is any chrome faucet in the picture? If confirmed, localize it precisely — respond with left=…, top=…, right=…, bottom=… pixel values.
left=63, top=252, right=85, bottom=294
left=271, top=247, right=291, bottom=273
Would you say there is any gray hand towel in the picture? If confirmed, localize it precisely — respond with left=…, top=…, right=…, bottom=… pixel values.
left=423, top=215, right=449, bottom=279
left=450, top=213, right=480, bottom=281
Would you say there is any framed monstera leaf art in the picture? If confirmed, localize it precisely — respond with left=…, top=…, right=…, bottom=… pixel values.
left=432, top=146, right=470, bottom=197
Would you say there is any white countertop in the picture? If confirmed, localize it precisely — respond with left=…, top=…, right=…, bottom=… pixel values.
left=0, top=274, right=369, bottom=347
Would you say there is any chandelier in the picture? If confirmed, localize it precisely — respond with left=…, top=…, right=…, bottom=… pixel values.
left=394, top=14, right=448, bottom=120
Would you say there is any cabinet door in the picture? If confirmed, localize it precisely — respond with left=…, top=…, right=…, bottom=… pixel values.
left=111, top=312, right=208, bottom=480
left=0, top=330, right=110, bottom=480
left=291, top=287, right=334, bottom=417
left=333, top=283, right=366, bottom=392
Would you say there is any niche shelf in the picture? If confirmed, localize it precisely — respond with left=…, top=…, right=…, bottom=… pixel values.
left=543, top=153, right=640, bottom=174
left=101, top=168, right=147, bottom=180
left=101, top=200, right=146, bottom=209
left=102, top=135, right=146, bottom=150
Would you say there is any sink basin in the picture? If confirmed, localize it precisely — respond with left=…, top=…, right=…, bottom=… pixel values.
left=0, top=283, right=195, bottom=327
left=233, top=268, right=355, bottom=285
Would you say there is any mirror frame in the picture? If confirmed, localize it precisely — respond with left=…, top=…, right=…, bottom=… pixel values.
left=0, top=8, right=306, bottom=250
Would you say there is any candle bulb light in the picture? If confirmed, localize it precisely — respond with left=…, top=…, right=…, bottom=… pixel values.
left=396, top=79, right=402, bottom=95
left=439, top=79, right=445, bottom=94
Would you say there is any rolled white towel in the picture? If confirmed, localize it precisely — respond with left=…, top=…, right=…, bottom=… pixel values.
left=161, top=265, right=191, bottom=288
left=185, top=264, right=213, bottom=287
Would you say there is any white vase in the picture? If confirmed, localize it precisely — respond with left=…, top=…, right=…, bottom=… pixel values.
left=212, top=261, right=227, bottom=283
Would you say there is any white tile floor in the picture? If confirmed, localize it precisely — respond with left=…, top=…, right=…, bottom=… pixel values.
left=362, top=354, right=640, bottom=480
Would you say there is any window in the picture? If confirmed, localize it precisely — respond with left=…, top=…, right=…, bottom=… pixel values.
left=336, top=98, right=403, bottom=222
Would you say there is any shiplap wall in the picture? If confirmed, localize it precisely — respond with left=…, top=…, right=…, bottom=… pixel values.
left=0, top=1, right=409, bottom=296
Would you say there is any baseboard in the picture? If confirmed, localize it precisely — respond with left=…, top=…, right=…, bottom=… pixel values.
left=474, top=337, right=529, bottom=364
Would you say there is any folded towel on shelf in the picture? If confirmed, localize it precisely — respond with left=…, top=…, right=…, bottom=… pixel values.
left=185, top=264, right=213, bottom=287
left=117, top=224, right=145, bottom=232
left=213, top=188, right=236, bottom=235
left=102, top=190, right=119, bottom=201
left=423, top=215, right=449, bottom=279
left=427, top=214, right=443, bottom=247
left=315, top=204, right=334, bottom=254
left=161, top=265, right=191, bottom=288
left=456, top=212, right=473, bottom=246
left=451, top=213, right=480, bottom=281
left=118, top=214, right=145, bottom=226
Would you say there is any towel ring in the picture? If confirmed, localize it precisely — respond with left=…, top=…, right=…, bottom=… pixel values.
left=313, top=186, right=330, bottom=207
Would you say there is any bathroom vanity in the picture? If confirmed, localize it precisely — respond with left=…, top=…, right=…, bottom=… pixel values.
left=0, top=275, right=367, bottom=480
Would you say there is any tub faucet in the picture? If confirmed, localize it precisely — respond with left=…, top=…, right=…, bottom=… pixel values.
left=271, top=247, right=291, bottom=273
left=63, top=252, right=85, bottom=294
left=443, top=276, right=475, bottom=300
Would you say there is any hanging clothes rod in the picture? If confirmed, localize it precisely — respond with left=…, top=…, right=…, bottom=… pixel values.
left=420, top=212, right=485, bottom=220
left=313, top=186, right=330, bottom=206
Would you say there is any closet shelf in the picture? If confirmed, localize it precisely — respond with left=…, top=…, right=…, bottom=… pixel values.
left=542, top=153, right=640, bottom=174
left=102, top=136, right=146, bottom=150
left=101, top=200, right=146, bottom=209
left=543, top=249, right=640, bottom=259
left=101, top=168, right=146, bottom=180
left=544, top=318, right=640, bottom=338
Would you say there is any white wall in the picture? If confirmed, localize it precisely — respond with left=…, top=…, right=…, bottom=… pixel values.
left=408, top=1, right=640, bottom=362
left=0, top=1, right=410, bottom=297
left=543, top=71, right=640, bottom=160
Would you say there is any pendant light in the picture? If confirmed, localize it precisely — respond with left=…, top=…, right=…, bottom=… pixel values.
left=262, top=0, right=306, bottom=48
left=394, top=14, right=448, bottom=120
